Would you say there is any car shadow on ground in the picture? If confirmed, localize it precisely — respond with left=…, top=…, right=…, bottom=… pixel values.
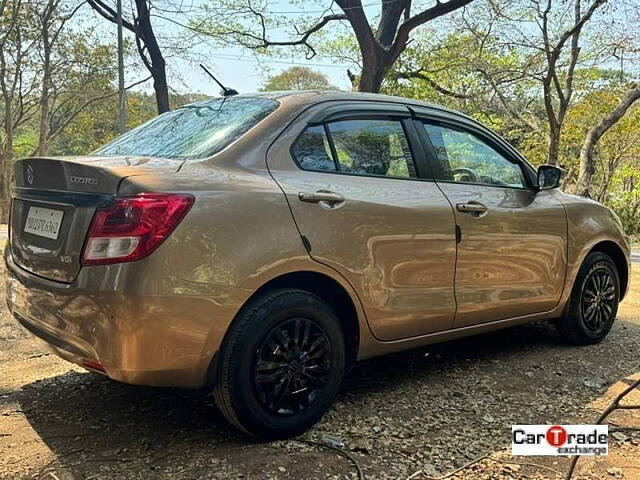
left=15, top=318, right=640, bottom=479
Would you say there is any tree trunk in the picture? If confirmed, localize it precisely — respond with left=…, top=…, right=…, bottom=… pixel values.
left=1, top=99, right=13, bottom=224
left=542, top=80, right=560, bottom=166
left=36, top=22, right=51, bottom=156
left=547, top=127, right=561, bottom=166
left=87, top=0, right=170, bottom=114
left=151, top=60, right=169, bottom=113
left=357, top=49, right=394, bottom=93
left=358, top=64, right=386, bottom=93
left=0, top=151, right=11, bottom=223
left=573, top=86, right=640, bottom=197
left=135, top=0, right=169, bottom=113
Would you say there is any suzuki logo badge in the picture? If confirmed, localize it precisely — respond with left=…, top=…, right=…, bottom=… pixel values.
left=25, top=164, right=34, bottom=185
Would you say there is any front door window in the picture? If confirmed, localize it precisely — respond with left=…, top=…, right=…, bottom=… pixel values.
left=424, top=123, right=526, bottom=188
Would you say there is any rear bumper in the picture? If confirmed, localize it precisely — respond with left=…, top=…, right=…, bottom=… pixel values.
left=4, top=248, right=247, bottom=388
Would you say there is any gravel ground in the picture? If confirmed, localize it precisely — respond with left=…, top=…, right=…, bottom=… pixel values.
left=1, top=237, right=639, bottom=480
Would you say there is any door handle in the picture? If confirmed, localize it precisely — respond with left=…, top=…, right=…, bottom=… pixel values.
left=298, top=191, right=345, bottom=207
left=456, top=202, right=488, bottom=216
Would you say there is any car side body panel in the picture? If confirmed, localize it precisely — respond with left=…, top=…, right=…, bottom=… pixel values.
left=438, top=183, right=567, bottom=327
left=265, top=102, right=458, bottom=341
left=4, top=91, right=631, bottom=388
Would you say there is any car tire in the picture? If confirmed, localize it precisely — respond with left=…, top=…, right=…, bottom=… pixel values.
left=213, top=288, right=345, bottom=439
left=557, top=252, right=620, bottom=345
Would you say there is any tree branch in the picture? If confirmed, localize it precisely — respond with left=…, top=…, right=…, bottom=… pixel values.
left=550, top=0, right=606, bottom=66
left=565, top=377, right=640, bottom=479
left=134, top=22, right=152, bottom=71
left=573, top=85, right=640, bottom=197
left=393, top=0, right=474, bottom=59
left=212, top=3, right=346, bottom=60
left=335, top=0, right=378, bottom=60
left=476, top=66, right=541, bottom=132
left=376, top=0, right=410, bottom=46
left=563, top=0, right=583, bottom=109
left=396, top=70, right=470, bottom=99
left=87, top=0, right=137, bottom=32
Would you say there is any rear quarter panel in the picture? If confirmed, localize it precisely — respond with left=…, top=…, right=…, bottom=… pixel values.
left=115, top=105, right=369, bottom=381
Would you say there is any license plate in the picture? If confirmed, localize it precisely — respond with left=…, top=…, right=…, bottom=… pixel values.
left=24, top=206, right=64, bottom=240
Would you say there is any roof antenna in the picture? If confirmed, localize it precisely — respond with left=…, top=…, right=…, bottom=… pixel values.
left=200, top=64, right=238, bottom=97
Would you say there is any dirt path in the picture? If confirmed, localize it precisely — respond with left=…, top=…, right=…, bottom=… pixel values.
left=1, top=239, right=639, bottom=479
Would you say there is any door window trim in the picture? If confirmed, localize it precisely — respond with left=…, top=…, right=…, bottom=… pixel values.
left=290, top=113, right=432, bottom=182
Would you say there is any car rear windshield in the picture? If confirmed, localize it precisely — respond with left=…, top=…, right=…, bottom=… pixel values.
left=93, top=96, right=279, bottom=160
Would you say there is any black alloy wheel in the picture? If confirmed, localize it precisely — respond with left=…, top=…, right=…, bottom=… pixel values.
left=214, top=289, right=345, bottom=439
left=558, top=252, right=620, bottom=345
left=253, top=317, right=332, bottom=416
left=580, top=265, right=617, bottom=335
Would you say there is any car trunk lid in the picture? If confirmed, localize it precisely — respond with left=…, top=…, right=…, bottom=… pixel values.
left=9, top=156, right=183, bottom=282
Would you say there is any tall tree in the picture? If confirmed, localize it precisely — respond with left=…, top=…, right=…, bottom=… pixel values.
left=0, top=0, right=39, bottom=222
left=0, top=0, right=18, bottom=222
left=537, top=0, right=607, bottom=166
left=87, top=0, right=170, bottom=113
left=573, top=85, right=640, bottom=197
left=35, top=0, right=84, bottom=156
left=451, top=0, right=608, bottom=165
left=195, top=0, right=474, bottom=93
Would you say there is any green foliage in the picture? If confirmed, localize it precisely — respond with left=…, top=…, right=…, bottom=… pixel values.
left=51, top=92, right=207, bottom=156
left=607, top=187, right=640, bottom=237
left=381, top=27, right=640, bottom=233
left=260, top=67, right=338, bottom=91
left=559, top=87, right=640, bottom=234
left=381, top=30, right=548, bottom=164
left=12, top=130, right=39, bottom=158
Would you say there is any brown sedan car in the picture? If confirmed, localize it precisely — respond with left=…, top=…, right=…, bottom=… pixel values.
left=5, top=91, right=631, bottom=438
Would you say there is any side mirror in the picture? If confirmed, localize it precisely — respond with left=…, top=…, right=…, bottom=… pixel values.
left=537, top=165, right=563, bottom=190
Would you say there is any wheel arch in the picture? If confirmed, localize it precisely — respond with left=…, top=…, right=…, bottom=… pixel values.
left=588, top=240, right=629, bottom=301
left=249, top=271, right=361, bottom=370
left=205, top=270, right=362, bottom=387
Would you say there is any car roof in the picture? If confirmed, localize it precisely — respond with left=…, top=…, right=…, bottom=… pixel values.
left=180, top=90, right=537, bottom=178
left=185, top=90, right=474, bottom=122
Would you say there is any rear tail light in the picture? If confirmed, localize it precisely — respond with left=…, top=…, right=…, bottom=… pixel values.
left=82, top=193, right=194, bottom=265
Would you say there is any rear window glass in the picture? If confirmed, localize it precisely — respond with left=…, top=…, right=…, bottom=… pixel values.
left=93, top=97, right=279, bottom=160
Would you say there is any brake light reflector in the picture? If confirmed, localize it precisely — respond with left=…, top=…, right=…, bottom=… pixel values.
left=82, top=359, right=106, bottom=372
left=7, top=198, right=13, bottom=244
left=82, top=193, right=194, bottom=265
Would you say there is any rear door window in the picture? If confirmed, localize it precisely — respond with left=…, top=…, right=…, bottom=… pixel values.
left=291, top=118, right=417, bottom=179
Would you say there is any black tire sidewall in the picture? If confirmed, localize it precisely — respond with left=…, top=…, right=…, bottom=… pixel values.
left=565, top=252, right=620, bottom=343
left=222, top=290, right=345, bottom=439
